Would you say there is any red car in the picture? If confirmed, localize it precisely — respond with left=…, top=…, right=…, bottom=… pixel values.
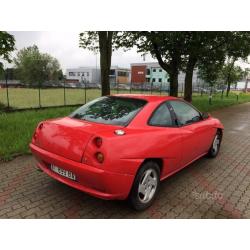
left=30, top=94, right=223, bottom=210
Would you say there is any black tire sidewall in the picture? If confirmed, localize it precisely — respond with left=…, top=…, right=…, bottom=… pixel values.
left=208, top=131, right=222, bottom=158
left=129, top=161, right=160, bottom=211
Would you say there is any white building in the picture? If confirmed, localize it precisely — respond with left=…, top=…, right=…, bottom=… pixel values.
left=66, top=67, right=100, bottom=84
left=178, top=69, right=200, bottom=91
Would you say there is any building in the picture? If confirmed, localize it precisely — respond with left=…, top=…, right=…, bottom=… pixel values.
left=0, top=80, right=23, bottom=88
left=66, top=67, right=100, bottom=85
left=131, top=62, right=202, bottom=91
left=178, top=69, right=200, bottom=91
left=131, top=62, right=169, bottom=87
left=66, top=66, right=130, bottom=87
left=109, top=66, right=130, bottom=86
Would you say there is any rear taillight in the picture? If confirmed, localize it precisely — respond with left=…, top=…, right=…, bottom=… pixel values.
left=95, top=152, right=104, bottom=163
left=94, top=137, right=102, bottom=147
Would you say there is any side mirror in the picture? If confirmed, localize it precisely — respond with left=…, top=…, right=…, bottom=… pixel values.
left=201, top=112, right=210, bottom=119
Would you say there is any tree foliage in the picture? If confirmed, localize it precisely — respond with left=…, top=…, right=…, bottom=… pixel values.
left=14, top=45, right=62, bottom=86
left=0, top=31, right=15, bottom=73
left=79, top=31, right=250, bottom=100
left=117, top=31, right=187, bottom=97
left=118, top=31, right=250, bottom=101
left=0, top=31, right=15, bottom=62
left=221, top=60, right=244, bottom=96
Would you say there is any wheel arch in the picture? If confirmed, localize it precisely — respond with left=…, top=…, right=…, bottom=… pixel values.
left=140, top=158, right=163, bottom=175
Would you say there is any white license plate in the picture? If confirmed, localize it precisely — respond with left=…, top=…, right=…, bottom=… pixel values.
left=50, top=164, right=76, bottom=181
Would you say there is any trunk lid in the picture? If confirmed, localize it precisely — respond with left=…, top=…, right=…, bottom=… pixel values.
left=34, top=117, right=118, bottom=162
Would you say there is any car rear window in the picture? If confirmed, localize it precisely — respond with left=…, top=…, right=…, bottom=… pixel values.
left=69, top=96, right=147, bottom=126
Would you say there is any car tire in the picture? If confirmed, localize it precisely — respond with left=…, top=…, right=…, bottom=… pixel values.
left=207, top=130, right=222, bottom=158
left=129, top=161, right=160, bottom=211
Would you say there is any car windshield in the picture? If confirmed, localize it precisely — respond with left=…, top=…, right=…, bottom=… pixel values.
left=69, top=96, right=147, bottom=126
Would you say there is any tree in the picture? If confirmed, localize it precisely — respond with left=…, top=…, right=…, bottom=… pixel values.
left=221, top=60, right=244, bottom=96
left=243, top=68, right=250, bottom=93
left=185, top=32, right=250, bottom=101
left=0, top=31, right=15, bottom=71
left=79, top=32, right=114, bottom=96
left=198, top=61, right=224, bottom=91
left=182, top=32, right=230, bottom=102
left=117, top=32, right=231, bottom=100
left=117, top=31, right=187, bottom=97
left=14, top=45, right=62, bottom=86
left=0, top=31, right=15, bottom=81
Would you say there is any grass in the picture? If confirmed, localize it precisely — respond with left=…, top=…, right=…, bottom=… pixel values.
left=0, top=88, right=102, bottom=108
left=0, top=87, right=169, bottom=109
left=0, top=89, right=250, bottom=161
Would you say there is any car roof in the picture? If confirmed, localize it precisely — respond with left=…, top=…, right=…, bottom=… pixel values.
left=112, top=94, right=179, bottom=102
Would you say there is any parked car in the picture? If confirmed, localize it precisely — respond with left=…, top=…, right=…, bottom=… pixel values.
left=30, top=94, right=224, bottom=210
left=117, top=84, right=130, bottom=90
left=200, top=88, right=208, bottom=93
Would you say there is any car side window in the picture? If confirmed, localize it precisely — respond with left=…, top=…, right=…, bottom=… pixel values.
left=149, top=103, right=173, bottom=127
left=169, top=100, right=202, bottom=126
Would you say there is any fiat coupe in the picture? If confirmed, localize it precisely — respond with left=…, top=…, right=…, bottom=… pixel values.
left=30, top=94, right=223, bottom=210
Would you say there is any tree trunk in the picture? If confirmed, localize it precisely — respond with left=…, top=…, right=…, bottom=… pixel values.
left=150, top=40, right=180, bottom=97
left=225, top=58, right=236, bottom=97
left=226, top=81, right=230, bottom=97
left=184, top=57, right=197, bottom=102
left=169, top=69, right=178, bottom=97
left=98, top=31, right=113, bottom=96
left=244, top=78, right=248, bottom=93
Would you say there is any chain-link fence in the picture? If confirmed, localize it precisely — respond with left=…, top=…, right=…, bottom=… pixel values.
left=0, top=81, right=172, bottom=111
left=0, top=80, right=242, bottom=111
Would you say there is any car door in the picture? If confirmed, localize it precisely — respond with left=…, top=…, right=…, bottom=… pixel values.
left=148, top=102, right=183, bottom=177
left=168, top=100, right=215, bottom=167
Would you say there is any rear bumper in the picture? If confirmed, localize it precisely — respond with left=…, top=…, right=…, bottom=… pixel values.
left=29, top=143, right=134, bottom=200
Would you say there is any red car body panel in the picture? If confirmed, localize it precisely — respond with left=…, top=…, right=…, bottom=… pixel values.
left=30, top=94, right=224, bottom=200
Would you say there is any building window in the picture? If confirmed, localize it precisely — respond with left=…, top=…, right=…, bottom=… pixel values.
left=82, top=73, right=85, bottom=77
left=118, top=71, right=128, bottom=77
left=69, top=72, right=75, bottom=76
left=86, top=72, right=89, bottom=77
left=146, top=78, right=150, bottom=83
left=110, top=69, right=116, bottom=75
left=152, top=78, right=156, bottom=82
left=147, top=69, right=150, bottom=75
left=159, top=69, right=162, bottom=72
left=152, top=69, right=156, bottom=72
left=78, top=72, right=81, bottom=76
left=159, top=78, right=162, bottom=82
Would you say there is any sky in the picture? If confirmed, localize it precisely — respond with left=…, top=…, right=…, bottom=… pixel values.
left=3, top=31, right=249, bottom=75
left=7, top=31, right=155, bottom=73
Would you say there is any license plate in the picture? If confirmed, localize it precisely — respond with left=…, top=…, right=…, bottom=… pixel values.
left=50, top=164, right=76, bottom=181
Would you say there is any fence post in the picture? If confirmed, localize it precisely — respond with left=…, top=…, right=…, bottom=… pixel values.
left=160, top=83, right=162, bottom=95
left=130, top=82, right=132, bottom=93
left=236, top=93, right=239, bottom=102
left=209, top=95, right=212, bottom=105
left=84, top=81, right=87, bottom=104
left=38, top=83, right=41, bottom=108
left=116, top=82, right=119, bottom=94
left=63, top=80, right=66, bottom=105
left=150, top=81, right=153, bottom=94
left=5, top=69, right=10, bottom=109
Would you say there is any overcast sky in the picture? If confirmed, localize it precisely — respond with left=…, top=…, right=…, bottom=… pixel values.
left=7, top=31, right=155, bottom=72
left=3, top=31, right=249, bottom=73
